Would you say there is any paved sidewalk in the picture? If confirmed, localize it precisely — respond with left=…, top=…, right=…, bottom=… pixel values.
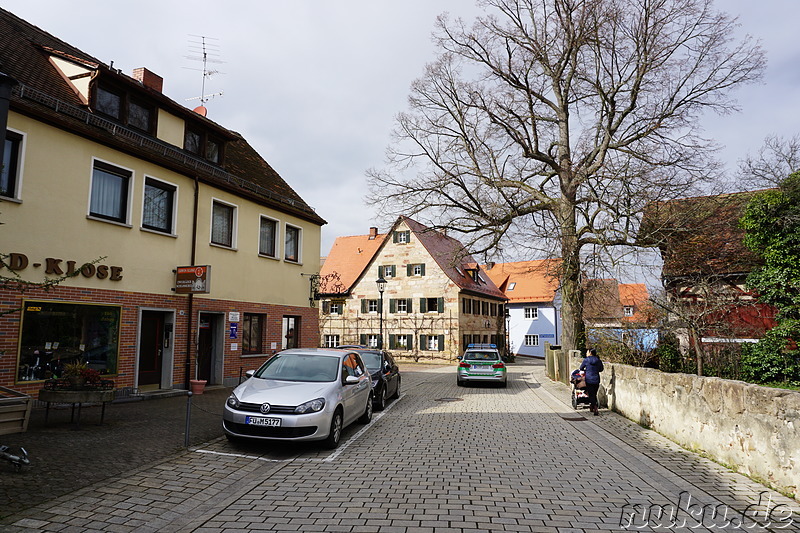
left=1, top=360, right=798, bottom=532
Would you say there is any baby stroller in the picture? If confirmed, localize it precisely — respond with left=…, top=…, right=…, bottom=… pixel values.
left=570, top=369, right=591, bottom=410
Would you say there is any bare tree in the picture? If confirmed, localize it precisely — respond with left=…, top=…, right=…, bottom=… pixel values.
left=737, top=134, right=800, bottom=189
left=366, top=0, right=765, bottom=352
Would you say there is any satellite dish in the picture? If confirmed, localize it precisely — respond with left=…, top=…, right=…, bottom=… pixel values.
left=193, top=105, right=207, bottom=117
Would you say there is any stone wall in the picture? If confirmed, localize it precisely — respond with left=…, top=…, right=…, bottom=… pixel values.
left=567, top=353, right=799, bottom=497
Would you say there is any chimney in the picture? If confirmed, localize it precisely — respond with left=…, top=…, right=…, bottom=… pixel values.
left=486, top=261, right=495, bottom=270
left=132, top=67, right=163, bottom=93
left=368, top=227, right=378, bottom=240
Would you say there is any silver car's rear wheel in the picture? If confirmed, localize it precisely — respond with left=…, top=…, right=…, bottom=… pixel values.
left=324, top=409, right=343, bottom=449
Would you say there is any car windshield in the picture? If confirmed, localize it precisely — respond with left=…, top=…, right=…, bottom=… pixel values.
left=254, top=354, right=339, bottom=382
left=358, top=351, right=383, bottom=371
left=464, top=351, right=499, bottom=361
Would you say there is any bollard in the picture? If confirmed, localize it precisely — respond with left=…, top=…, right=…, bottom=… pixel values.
left=184, top=391, right=193, bottom=448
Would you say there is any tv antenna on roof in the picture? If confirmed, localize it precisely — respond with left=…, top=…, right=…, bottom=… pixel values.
left=184, top=35, right=225, bottom=112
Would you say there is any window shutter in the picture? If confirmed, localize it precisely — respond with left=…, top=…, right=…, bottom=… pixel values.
left=419, top=298, right=427, bottom=313
left=389, top=299, right=396, bottom=313
left=389, top=334, right=396, bottom=349
left=360, top=334, right=367, bottom=346
left=437, top=297, right=444, bottom=313
left=406, top=334, right=414, bottom=349
left=420, top=263, right=426, bottom=276
left=322, top=300, right=330, bottom=315
left=378, top=265, right=384, bottom=278
left=361, top=299, right=367, bottom=313
left=437, top=334, right=445, bottom=351
left=393, top=231, right=399, bottom=243
left=406, top=298, right=413, bottom=313
left=389, top=265, right=396, bottom=277
left=420, top=334, right=427, bottom=350
left=407, top=264, right=413, bottom=276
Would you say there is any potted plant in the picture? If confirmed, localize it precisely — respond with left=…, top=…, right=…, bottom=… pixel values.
left=62, top=361, right=102, bottom=390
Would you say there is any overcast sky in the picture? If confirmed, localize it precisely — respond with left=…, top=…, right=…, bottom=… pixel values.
left=4, top=1, right=799, bottom=259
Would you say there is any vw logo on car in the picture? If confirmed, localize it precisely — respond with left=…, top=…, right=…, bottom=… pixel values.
left=260, top=403, right=271, bottom=414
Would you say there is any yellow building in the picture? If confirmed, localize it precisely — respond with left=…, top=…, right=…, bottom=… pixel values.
left=318, top=217, right=507, bottom=360
left=0, top=8, right=325, bottom=395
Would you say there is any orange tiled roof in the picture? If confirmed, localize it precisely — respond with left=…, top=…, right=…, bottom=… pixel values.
left=482, top=259, right=561, bottom=303
left=618, top=283, right=652, bottom=323
left=319, top=233, right=385, bottom=294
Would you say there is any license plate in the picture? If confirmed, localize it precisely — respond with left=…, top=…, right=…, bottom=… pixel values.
left=245, top=416, right=281, bottom=427
left=471, top=365, right=494, bottom=372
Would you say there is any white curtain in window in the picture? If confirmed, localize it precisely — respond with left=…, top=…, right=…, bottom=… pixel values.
left=260, top=218, right=276, bottom=256
left=91, top=166, right=126, bottom=220
left=212, top=203, right=233, bottom=246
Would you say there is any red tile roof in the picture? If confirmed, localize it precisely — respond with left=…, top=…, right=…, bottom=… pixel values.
left=482, top=259, right=561, bottom=303
left=319, top=233, right=386, bottom=294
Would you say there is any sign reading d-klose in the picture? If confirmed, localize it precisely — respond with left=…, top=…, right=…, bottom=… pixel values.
left=175, top=265, right=211, bottom=294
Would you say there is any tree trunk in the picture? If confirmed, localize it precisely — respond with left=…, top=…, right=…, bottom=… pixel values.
left=557, top=195, right=586, bottom=353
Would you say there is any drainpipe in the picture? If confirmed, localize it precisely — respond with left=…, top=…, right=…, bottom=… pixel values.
left=0, top=70, right=19, bottom=174
left=184, top=177, right=199, bottom=389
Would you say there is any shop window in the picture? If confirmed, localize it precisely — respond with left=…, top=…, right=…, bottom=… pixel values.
left=18, top=300, right=120, bottom=381
left=242, top=313, right=264, bottom=355
left=259, top=216, right=278, bottom=258
left=285, top=225, right=301, bottom=263
left=211, top=200, right=236, bottom=248
left=89, top=160, right=131, bottom=223
left=1, top=130, right=23, bottom=199
left=142, top=178, right=176, bottom=233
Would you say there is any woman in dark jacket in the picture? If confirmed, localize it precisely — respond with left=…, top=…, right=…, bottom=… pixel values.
left=580, top=348, right=604, bottom=416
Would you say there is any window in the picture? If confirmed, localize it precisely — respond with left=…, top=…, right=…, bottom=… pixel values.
left=18, top=300, right=121, bottom=381
left=90, top=160, right=131, bottom=223
left=408, top=263, right=425, bottom=276
left=341, top=353, right=365, bottom=379
left=282, top=316, right=299, bottom=349
left=390, top=334, right=412, bottom=350
left=368, top=300, right=379, bottom=313
left=524, top=307, right=539, bottom=320
left=525, top=334, right=540, bottom=347
left=420, top=334, right=444, bottom=351
left=184, top=128, right=202, bottom=155
left=378, top=265, right=396, bottom=278
left=142, top=178, right=175, bottom=233
left=285, top=225, right=301, bottom=262
left=420, top=297, right=444, bottom=313
left=507, top=282, right=516, bottom=290
left=128, top=100, right=153, bottom=132
left=393, top=230, right=410, bottom=243
left=324, top=335, right=340, bottom=348
left=211, top=200, right=236, bottom=248
left=367, top=334, right=379, bottom=348
left=396, top=299, right=408, bottom=313
left=242, top=313, right=264, bottom=355
left=482, top=301, right=489, bottom=315
left=206, top=138, right=220, bottom=163
left=96, top=86, right=121, bottom=119
left=329, top=302, right=341, bottom=315
left=624, top=306, right=634, bottom=317
left=259, top=216, right=278, bottom=257
left=2, top=130, right=23, bottom=199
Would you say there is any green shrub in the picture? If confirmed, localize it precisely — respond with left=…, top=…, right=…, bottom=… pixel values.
left=740, top=330, right=800, bottom=385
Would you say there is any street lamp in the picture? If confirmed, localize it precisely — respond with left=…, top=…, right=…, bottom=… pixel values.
left=376, top=277, right=387, bottom=349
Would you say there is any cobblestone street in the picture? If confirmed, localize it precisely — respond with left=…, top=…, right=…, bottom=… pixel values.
left=2, top=359, right=797, bottom=532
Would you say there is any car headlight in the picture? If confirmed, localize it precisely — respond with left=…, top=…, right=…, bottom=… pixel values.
left=294, top=398, right=325, bottom=414
left=226, top=393, right=240, bottom=409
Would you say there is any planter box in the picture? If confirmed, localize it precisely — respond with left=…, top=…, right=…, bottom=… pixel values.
left=0, top=386, right=33, bottom=435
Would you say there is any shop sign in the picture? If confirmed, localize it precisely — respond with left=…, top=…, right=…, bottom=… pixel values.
left=175, top=265, right=211, bottom=294
left=2, top=252, right=123, bottom=281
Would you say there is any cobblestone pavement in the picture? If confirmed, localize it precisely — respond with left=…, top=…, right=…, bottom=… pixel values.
left=2, top=359, right=798, bottom=532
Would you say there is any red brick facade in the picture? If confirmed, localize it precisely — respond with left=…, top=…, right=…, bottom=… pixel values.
left=0, top=284, right=319, bottom=396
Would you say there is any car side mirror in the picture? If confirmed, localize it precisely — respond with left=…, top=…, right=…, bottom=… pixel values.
left=457, top=355, right=463, bottom=361
left=344, top=375, right=360, bottom=385
left=245, top=370, right=255, bottom=378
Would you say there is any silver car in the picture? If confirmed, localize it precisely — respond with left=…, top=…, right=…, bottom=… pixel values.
left=223, top=348, right=373, bottom=448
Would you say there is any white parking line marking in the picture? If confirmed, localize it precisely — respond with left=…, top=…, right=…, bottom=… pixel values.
left=323, top=396, right=400, bottom=462
left=193, top=449, right=298, bottom=462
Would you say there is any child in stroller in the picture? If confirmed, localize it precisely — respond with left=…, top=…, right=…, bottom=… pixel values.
left=570, top=369, right=591, bottom=410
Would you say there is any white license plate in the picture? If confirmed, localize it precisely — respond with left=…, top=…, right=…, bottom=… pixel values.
left=471, top=365, right=494, bottom=372
left=245, top=416, right=281, bottom=427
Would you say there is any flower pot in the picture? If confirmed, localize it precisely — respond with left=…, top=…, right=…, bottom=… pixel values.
left=189, top=379, right=207, bottom=395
